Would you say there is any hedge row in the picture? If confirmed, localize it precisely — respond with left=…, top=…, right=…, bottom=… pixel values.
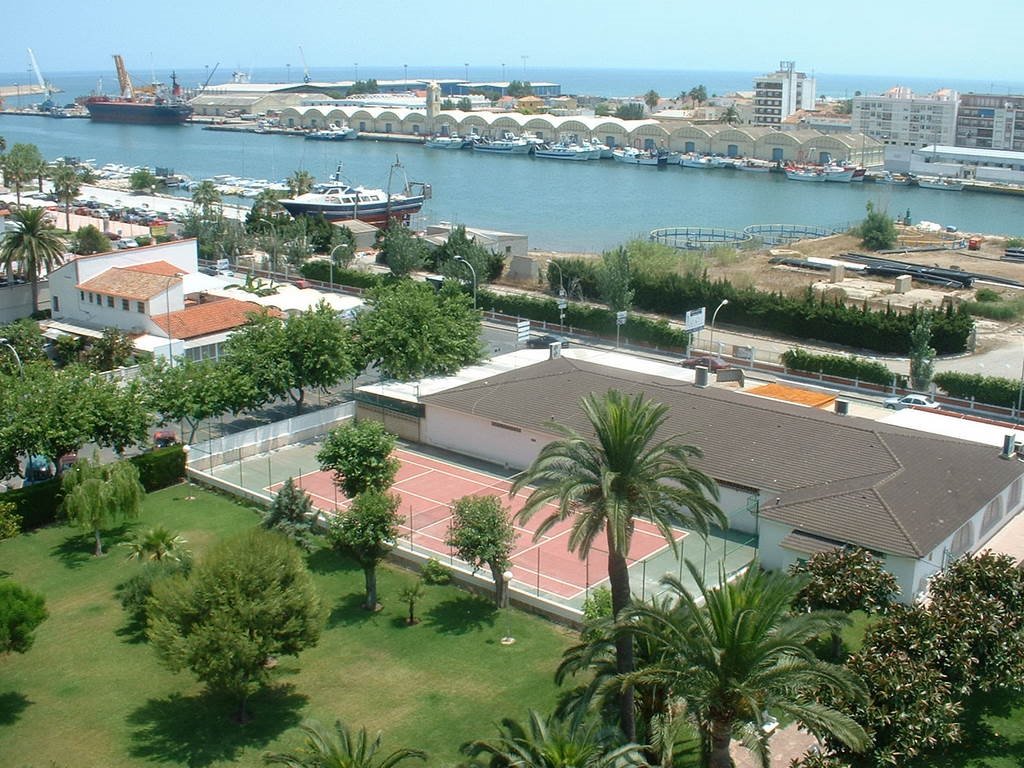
left=781, top=349, right=902, bottom=387
left=300, top=262, right=385, bottom=289
left=933, top=372, right=1019, bottom=409
left=547, top=261, right=973, bottom=355
left=478, top=289, right=689, bottom=350
left=9, top=446, right=187, bottom=532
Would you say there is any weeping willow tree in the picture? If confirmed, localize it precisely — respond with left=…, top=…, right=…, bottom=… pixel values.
left=62, top=455, right=145, bottom=556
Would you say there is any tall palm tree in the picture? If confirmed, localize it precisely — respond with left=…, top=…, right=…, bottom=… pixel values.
left=2, top=142, right=44, bottom=206
left=123, top=525, right=189, bottom=563
left=287, top=169, right=315, bottom=198
left=627, top=564, right=870, bottom=768
left=0, top=206, right=67, bottom=311
left=510, top=389, right=724, bottom=741
left=263, top=719, right=426, bottom=768
left=50, top=159, right=83, bottom=232
left=190, top=179, right=222, bottom=219
left=643, top=90, right=660, bottom=114
left=461, top=710, right=646, bottom=768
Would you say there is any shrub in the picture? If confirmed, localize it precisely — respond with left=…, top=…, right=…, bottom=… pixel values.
left=129, top=446, right=186, bottom=492
left=781, top=349, right=902, bottom=387
left=117, top=559, right=192, bottom=625
left=961, top=297, right=1024, bottom=321
left=299, top=261, right=386, bottom=289
left=1006, top=237, right=1024, bottom=249
left=0, top=501, right=22, bottom=540
left=933, top=371, right=1019, bottom=409
left=975, top=288, right=1002, bottom=303
left=857, top=201, right=898, bottom=250
left=5, top=479, right=63, bottom=530
left=582, top=586, right=613, bottom=621
left=420, top=557, right=452, bottom=585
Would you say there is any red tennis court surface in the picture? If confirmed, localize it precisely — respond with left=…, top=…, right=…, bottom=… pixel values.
left=270, top=447, right=685, bottom=600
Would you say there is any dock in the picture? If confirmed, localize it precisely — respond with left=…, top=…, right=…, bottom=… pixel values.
left=0, top=84, right=49, bottom=99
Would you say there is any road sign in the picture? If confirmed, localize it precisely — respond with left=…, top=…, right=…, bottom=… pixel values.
left=516, top=320, right=530, bottom=343
left=616, top=310, right=628, bottom=326
left=557, top=298, right=567, bottom=310
left=685, top=307, right=706, bottom=332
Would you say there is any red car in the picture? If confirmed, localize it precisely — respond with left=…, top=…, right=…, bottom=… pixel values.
left=680, top=355, right=730, bottom=371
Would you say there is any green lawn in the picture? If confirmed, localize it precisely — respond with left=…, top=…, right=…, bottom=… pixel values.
left=0, top=486, right=572, bottom=768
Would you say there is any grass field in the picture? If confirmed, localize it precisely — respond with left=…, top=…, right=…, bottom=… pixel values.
left=0, top=486, right=572, bottom=768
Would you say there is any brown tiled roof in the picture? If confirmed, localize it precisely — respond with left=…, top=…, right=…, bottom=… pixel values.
left=122, top=260, right=188, bottom=277
left=151, top=298, right=278, bottom=340
left=78, top=267, right=181, bottom=300
left=421, top=357, right=1024, bottom=558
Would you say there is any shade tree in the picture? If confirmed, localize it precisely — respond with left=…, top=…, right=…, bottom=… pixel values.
left=317, top=419, right=399, bottom=499
left=141, top=357, right=233, bottom=443
left=329, top=491, right=402, bottom=611
left=148, top=529, right=323, bottom=722
left=61, top=454, right=145, bottom=556
left=1, top=142, right=45, bottom=205
left=445, top=494, right=517, bottom=608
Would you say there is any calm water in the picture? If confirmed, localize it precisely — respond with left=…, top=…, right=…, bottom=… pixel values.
left=3, top=99, right=1024, bottom=251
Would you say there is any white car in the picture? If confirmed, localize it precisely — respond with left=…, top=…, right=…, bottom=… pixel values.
left=883, top=394, right=940, bottom=410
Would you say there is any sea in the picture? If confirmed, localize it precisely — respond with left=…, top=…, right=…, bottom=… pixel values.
left=2, top=65, right=1023, bottom=252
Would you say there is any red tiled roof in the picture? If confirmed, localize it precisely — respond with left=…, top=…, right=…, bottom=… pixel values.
left=78, top=268, right=182, bottom=300
left=151, top=298, right=280, bottom=340
left=122, top=260, right=188, bottom=277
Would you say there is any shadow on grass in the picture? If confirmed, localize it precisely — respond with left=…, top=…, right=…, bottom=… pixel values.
left=327, top=592, right=378, bottom=628
left=922, top=688, right=1024, bottom=767
left=424, top=594, right=498, bottom=635
left=127, top=683, right=306, bottom=767
left=306, top=546, right=360, bottom=576
left=50, top=523, right=134, bottom=569
left=0, top=691, right=30, bottom=726
left=114, top=614, right=149, bottom=644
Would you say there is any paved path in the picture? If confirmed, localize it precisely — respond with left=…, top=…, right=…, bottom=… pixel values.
left=731, top=723, right=819, bottom=768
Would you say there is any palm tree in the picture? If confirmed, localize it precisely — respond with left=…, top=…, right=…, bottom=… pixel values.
left=461, top=710, right=646, bottom=768
left=264, top=719, right=426, bottom=768
left=722, top=106, right=740, bottom=126
left=627, top=564, right=870, bottom=768
left=123, top=526, right=189, bottom=563
left=2, top=142, right=45, bottom=206
left=0, top=206, right=67, bottom=311
left=510, top=389, right=724, bottom=741
left=643, top=90, right=660, bottom=114
left=190, top=179, right=222, bottom=219
left=287, top=169, right=315, bottom=198
left=50, top=159, right=83, bottom=232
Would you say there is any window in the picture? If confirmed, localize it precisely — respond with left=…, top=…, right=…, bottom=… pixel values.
left=106, top=295, right=114, bottom=308
left=52, top=296, right=60, bottom=312
left=121, top=298, right=130, bottom=311
left=79, top=290, right=84, bottom=301
left=137, top=301, right=145, bottom=313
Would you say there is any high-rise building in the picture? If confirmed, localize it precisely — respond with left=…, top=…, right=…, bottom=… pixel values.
left=752, top=61, right=816, bottom=127
left=956, top=93, right=1024, bottom=151
left=851, top=87, right=959, bottom=171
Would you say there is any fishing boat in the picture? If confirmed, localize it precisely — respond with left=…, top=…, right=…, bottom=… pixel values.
left=472, top=131, right=532, bottom=154
left=822, top=165, right=856, bottom=183
left=534, top=141, right=594, bottom=161
left=584, top=138, right=613, bottom=159
left=916, top=176, right=965, bottom=191
left=305, top=123, right=358, bottom=141
left=876, top=171, right=913, bottom=186
left=784, top=165, right=827, bottom=182
left=679, top=153, right=725, bottom=169
left=424, top=134, right=468, bottom=149
left=736, top=159, right=772, bottom=173
left=613, top=147, right=667, bottom=166
left=279, top=159, right=431, bottom=225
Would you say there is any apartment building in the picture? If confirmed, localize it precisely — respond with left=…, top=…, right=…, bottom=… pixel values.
left=752, top=61, right=816, bottom=127
left=851, top=86, right=959, bottom=171
left=956, top=93, right=1024, bottom=151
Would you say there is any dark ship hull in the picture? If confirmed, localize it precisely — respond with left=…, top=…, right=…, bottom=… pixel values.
left=84, top=98, right=192, bottom=125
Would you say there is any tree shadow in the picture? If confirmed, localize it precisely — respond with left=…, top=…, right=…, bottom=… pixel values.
left=49, top=523, right=134, bottom=569
left=127, top=683, right=306, bottom=767
left=327, top=592, right=377, bottom=628
left=0, top=690, right=31, bottom=726
left=925, top=689, right=1024, bottom=767
left=114, top=615, right=148, bottom=644
left=306, top=546, right=359, bottom=576
left=424, top=594, right=498, bottom=635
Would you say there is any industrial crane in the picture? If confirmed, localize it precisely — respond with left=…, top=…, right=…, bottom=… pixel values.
left=26, top=48, right=57, bottom=107
left=298, top=46, right=311, bottom=84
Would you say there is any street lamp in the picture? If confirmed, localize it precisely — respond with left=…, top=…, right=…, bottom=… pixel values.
left=0, top=337, right=23, bottom=377
left=464, top=62, right=469, bottom=81
left=454, top=255, right=477, bottom=309
left=403, top=63, right=408, bottom=88
left=329, top=242, right=350, bottom=291
left=709, top=299, right=729, bottom=355
left=548, top=260, right=567, bottom=326
left=500, top=569, right=515, bottom=645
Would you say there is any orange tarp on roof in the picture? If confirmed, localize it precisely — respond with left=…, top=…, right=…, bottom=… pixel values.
left=748, top=383, right=837, bottom=409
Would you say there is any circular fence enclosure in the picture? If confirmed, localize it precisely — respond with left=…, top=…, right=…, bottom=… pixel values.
left=649, top=227, right=752, bottom=251
left=743, top=224, right=840, bottom=246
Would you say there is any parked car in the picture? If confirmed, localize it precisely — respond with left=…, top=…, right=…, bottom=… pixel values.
left=883, top=394, right=940, bottom=410
left=525, top=333, right=569, bottom=349
left=680, top=355, right=730, bottom=371
left=114, top=238, right=139, bottom=249
left=153, top=429, right=180, bottom=449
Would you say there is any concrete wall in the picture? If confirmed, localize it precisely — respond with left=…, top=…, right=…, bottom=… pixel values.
left=0, top=281, right=40, bottom=323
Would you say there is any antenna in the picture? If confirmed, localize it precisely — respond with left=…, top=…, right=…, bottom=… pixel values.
left=298, top=46, right=311, bottom=83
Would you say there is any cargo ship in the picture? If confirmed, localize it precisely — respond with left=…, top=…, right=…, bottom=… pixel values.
left=84, top=55, right=192, bottom=125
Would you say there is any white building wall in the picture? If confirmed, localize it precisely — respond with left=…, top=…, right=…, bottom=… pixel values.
left=422, top=404, right=551, bottom=471
left=852, top=93, right=958, bottom=172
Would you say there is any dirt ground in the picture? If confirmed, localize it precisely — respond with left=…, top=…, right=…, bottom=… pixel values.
left=526, top=229, right=1024, bottom=352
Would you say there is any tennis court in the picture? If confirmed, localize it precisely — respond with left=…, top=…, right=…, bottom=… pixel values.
left=269, top=446, right=685, bottom=602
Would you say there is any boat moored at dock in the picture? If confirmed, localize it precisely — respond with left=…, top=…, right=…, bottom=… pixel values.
left=305, top=123, right=358, bottom=141
left=471, top=131, right=532, bottom=154
left=916, top=176, right=966, bottom=191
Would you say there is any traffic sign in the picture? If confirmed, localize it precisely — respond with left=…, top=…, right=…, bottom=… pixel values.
left=685, top=307, right=706, bottom=332
left=616, top=310, right=628, bottom=326
left=516, top=320, right=530, bottom=343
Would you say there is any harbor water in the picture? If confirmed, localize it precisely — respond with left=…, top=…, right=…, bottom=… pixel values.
left=1, top=113, right=1022, bottom=251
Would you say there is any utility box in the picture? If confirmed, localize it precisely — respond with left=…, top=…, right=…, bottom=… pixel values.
left=894, top=275, right=912, bottom=294
left=830, top=264, right=845, bottom=283
left=694, top=366, right=710, bottom=388
left=968, top=237, right=983, bottom=251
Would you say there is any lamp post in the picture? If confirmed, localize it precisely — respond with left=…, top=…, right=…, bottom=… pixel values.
left=403, top=63, right=408, bottom=88
left=329, top=242, right=350, bottom=291
left=0, top=337, right=23, bottom=377
left=464, top=62, right=469, bottom=81
left=353, top=62, right=358, bottom=81
left=548, top=260, right=567, bottom=326
left=500, top=569, right=515, bottom=645
left=501, top=62, right=506, bottom=83
left=454, top=255, right=477, bottom=309
left=709, top=298, right=729, bottom=355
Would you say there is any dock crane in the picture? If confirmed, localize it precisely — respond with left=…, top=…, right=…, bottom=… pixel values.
left=27, top=48, right=59, bottom=108
left=298, top=46, right=311, bottom=84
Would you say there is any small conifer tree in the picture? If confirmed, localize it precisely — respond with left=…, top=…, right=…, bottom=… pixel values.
left=263, top=476, right=319, bottom=550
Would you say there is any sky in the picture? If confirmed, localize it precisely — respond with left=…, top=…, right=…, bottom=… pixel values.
left=3, top=0, right=1021, bottom=81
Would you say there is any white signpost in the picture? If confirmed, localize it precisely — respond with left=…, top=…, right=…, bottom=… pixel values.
left=516, top=320, right=530, bottom=346
left=615, top=310, right=627, bottom=347
left=685, top=307, right=706, bottom=355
